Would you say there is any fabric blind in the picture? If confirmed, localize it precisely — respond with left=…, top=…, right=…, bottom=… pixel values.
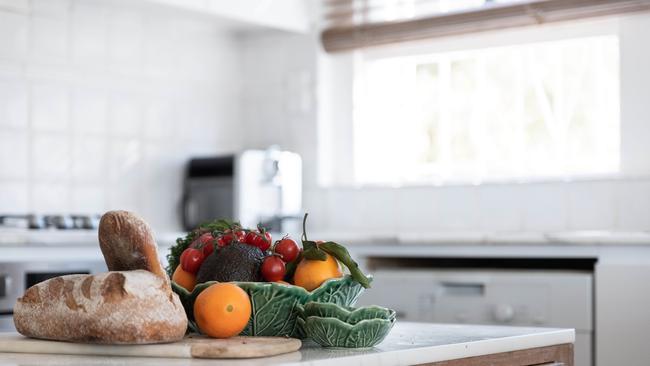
left=321, top=0, right=650, bottom=52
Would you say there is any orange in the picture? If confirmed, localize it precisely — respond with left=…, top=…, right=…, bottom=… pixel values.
left=172, top=265, right=196, bottom=292
left=293, top=253, right=343, bottom=291
left=193, top=283, right=251, bottom=338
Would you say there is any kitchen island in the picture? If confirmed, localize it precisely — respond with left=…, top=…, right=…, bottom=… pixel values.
left=0, top=322, right=574, bottom=366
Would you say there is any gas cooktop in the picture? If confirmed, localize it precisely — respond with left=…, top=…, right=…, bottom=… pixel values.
left=0, top=214, right=101, bottom=230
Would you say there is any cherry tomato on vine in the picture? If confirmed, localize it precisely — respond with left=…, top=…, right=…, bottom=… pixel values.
left=180, top=247, right=205, bottom=274
left=245, top=231, right=272, bottom=251
left=261, top=255, right=286, bottom=282
left=193, top=233, right=215, bottom=256
left=274, top=237, right=300, bottom=262
left=219, top=229, right=247, bottom=246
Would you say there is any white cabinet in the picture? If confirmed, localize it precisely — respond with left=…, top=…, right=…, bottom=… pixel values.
left=144, top=0, right=312, bottom=33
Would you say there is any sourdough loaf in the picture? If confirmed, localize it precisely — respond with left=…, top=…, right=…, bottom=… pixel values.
left=13, top=270, right=187, bottom=344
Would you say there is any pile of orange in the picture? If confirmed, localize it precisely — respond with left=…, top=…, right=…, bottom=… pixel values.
left=193, top=283, right=251, bottom=338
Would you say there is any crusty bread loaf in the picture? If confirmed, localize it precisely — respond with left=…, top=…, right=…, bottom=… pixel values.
left=14, top=210, right=189, bottom=344
left=13, top=270, right=187, bottom=344
left=98, top=210, right=167, bottom=281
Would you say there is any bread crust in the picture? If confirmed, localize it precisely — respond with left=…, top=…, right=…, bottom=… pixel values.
left=13, top=271, right=187, bottom=344
left=98, top=210, right=167, bottom=281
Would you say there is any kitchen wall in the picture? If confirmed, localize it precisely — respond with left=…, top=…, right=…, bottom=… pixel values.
left=239, top=13, right=650, bottom=236
left=0, top=0, right=242, bottom=231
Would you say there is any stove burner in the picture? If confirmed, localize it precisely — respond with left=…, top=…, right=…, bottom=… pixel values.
left=0, top=214, right=101, bottom=230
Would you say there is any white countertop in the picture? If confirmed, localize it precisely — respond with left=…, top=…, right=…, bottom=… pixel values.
left=0, top=322, right=574, bottom=366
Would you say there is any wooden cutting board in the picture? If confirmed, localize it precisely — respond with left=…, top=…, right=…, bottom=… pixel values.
left=0, top=334, right=301, bottom=359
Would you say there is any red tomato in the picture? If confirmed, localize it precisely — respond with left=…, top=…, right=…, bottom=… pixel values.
left=193, top=233, right=215, bottom=256
left=234, top=229, right=247, bottom=242
left=274, top=237, right=300, bottom=262
left=219, top=229, right=247, bottom=246
left=216, top=235, right=230, bottom=248
left=245, top=231, right=272, bottom=251
left=180, top=247, right=204, bottom=274
left=261, top=256, right=286, bottom=282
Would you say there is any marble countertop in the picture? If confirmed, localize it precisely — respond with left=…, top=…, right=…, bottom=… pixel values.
left=0, top=322, right=574, bottom=366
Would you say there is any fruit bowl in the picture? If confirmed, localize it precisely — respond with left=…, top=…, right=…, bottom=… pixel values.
left=172, top=275, right=371, bottom=338
left=298, top=302, right=396, bottom=348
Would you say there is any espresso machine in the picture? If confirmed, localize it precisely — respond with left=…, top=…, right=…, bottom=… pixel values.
left=181, top=148, right=302, bottom=234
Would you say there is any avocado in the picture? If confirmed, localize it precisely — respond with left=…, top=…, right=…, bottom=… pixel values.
left=196, top=242, right=264, bottom=283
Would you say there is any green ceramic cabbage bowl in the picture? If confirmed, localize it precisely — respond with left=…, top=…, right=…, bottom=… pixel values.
left=298, top=302, right=396, bottom=348
left=171, top=275, right=371, bottom=338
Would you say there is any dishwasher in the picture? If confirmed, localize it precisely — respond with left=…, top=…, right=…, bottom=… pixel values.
left=357, top=259, right=594, bottom=366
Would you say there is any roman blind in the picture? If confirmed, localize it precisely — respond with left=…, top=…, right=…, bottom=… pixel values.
left=321, top=0, right=650, bottom=52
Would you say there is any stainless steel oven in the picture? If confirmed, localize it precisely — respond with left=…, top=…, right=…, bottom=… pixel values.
left=0, top=260, right=107, bottom=331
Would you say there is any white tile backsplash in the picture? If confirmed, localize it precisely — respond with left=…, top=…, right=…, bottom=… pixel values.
left=31, top=82, right=69, bottom=132
left=0, top=78, right=28, bottom=129
left=615, top=180, right=650, bottom=230
left=521, top=183, right=568, bottom=231
left=0, top=130, right=29, bottom=180
left=32, top=133, right=71, bottom=181
left=71, top=136, right=106, bottom=182
left=0, top=12, right=28, bottom=62
left=30, top=17, right=69, bottom=65
left=568, top=181, right=616, bottom=230
left=477, top=185, right=524, bottom=232
left=72, top=87, right=108, bottom=134
left=109, top=92, right=142, bottom=138
left=0, top=182, right=28, bottom=212
left=70, top=184, right=105, bottom=213
left=0, top=0, right=243, bottom=230
left=32, top=181, right=70, bottom=212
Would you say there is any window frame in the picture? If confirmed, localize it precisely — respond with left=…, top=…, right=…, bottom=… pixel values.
left=317, top=16, right=634, bottom=188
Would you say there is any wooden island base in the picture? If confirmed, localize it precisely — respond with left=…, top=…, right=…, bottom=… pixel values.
left=425, top=343, right=573, bottom=366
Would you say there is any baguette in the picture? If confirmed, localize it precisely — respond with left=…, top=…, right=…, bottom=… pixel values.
left=13, top=270, right=187, bottom=344
left=98, top=210, right=167, bottom=281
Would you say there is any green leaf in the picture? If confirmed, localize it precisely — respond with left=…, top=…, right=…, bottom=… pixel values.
left=302, top=240, right=327, bottom=261
left=319, top=241, right=371, bottom=289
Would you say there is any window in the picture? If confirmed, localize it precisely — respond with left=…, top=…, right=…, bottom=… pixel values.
left=353, top=35, right=620, bottom=186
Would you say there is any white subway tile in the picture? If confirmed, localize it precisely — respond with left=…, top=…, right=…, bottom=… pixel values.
left=71, top=184, right=105, bottom=213
left=0, top=78, right=28, bottom=129
left=327, top=188, right=398, bottom=234
left=142, top=17, right=177, bottom=78
left=615, top=180, right=650, bottom=231
left=71, top=6, right=107, bottom=67
left=107, top=10, right=143, bottom=73
left=0, top=12, right=28, bottom=61
left=30, top=17, right=68, bottom=65
left=71, top=136, right=106, bottom=183
left=521, top=183, right=568, bottom=231
left=108, top=138, right=142, bottom=182
left=567, top=181, right=616, bottom=230
left=397, top=186, right=480, bottom=232
left=72, top=87, right=108, bottom=135
left=109, top=92, right=142, bottom=137
left=31, top=133, right=70, bottom=181
left=0, top=182, right=28, bottom=212
left=143, top=97, right=175, bottom=140
left=31, top=82, right=69, bottom=132
left=477, top=185, right=524, bottom=232
left=0, top=130, right=28, bottom=180
left=32, top=182, right=70, bottom=212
